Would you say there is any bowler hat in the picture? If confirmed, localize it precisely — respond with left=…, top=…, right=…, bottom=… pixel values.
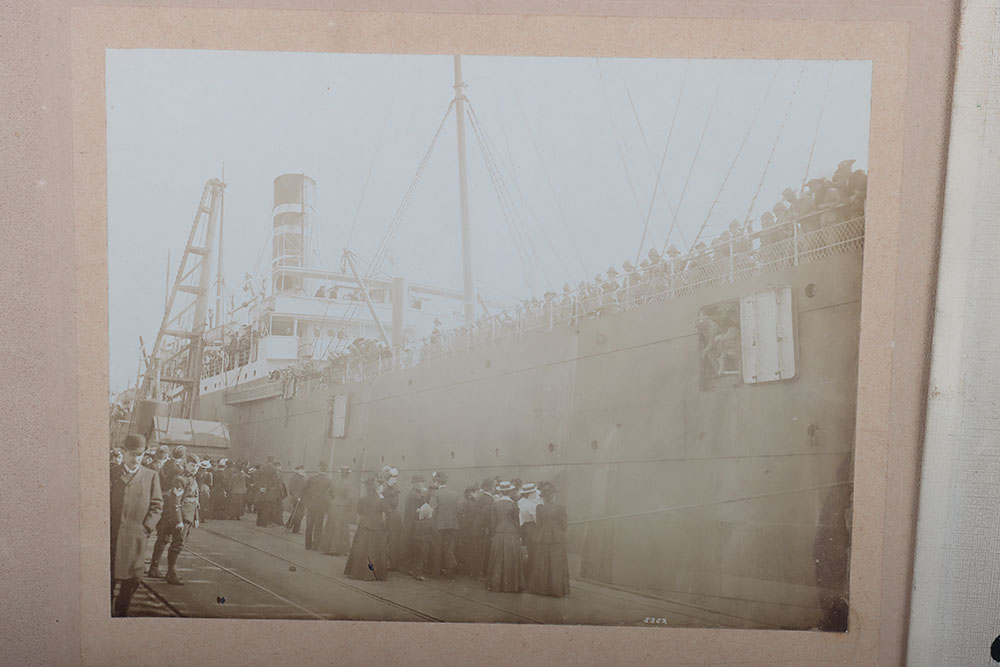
left=123, top=434, right=145, bottom=453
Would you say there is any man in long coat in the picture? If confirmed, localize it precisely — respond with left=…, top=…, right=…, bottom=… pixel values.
left=429, top=472, right=460, bottom=579
left=110, top=434, right=162, bottom=617
left=302, top=461, right=332, bottom=550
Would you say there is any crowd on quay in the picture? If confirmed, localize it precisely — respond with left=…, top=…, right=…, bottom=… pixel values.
left=109, top=437, right=296, bottom=616
left=291, top=463, right=569, bottom=597
left=110, top=437, right=568, bottom=616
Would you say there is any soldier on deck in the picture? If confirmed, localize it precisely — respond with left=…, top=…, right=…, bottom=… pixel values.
left=833, top=159, right=856, bottom=190
left=687, top=242, right=711, bottom=274
left=848, top=169, right=867, bottom=218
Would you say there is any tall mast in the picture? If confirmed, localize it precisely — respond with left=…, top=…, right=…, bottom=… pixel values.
left=454, top=55, right=475, bottom=325
left=216, top=164, right=226, bottom=329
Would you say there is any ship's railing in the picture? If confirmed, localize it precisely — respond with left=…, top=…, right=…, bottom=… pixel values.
left=317, top=210, right=864, bottom=387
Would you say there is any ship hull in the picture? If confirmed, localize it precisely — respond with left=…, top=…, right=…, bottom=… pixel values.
left=195, top=249, right=861, bottom=629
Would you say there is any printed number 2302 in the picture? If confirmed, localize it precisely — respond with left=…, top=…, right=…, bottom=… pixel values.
left=644, top=617, right=668, bottom=625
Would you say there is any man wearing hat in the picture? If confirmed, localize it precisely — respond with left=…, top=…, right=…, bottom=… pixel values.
left=110, top=434, right=162, bottom=616
left=148, top=454, right=200, bottom=584
left=158, top=445, right=186, bottom=494
left=383, top=468, right=403, bottom=570
left=256, top=457, right=282, bottom=527
left=429, top=471, right=460, bottom=579
left=401, top=474, right=426, bottom=573
left=833, top=159, right=856, bottom=190
left=285, top=465, right=308, bottom=534
left=302, top=461, right=332, bottom=551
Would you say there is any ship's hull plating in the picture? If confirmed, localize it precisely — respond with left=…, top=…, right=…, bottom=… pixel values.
left=196, top=250, right=861, bottom=629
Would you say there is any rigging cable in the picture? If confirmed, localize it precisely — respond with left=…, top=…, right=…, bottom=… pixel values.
left=741, top=62, right=807, bottom=226
left=319, top=100, right=457, bottom=360
left=467, top=102, right=566, bottom=289
left=511, top=91, right=591, bottom=280
left=633, top=61, right=689, bottom=265
left=657, top=67, right=727, bottom=257
left=468, top=110, right=556, bottom=291
left=594, top=58, right=654, bottom=247
left=619, top=59, right=678, bottom=225
left=345, top=105, right=394, bottom=250
left=799, top=62, right=836, bottom=191
left=688, top=62, right=781, bottom=251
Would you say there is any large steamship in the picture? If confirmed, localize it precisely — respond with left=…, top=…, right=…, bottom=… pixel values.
left=116, top=57, right=863, bottom=629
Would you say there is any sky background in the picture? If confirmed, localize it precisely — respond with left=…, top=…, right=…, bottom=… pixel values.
left=107, top=50, right=871, bottom=393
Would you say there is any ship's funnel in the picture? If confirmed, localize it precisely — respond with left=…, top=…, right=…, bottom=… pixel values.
left=272, top=173, right=316, bottom=294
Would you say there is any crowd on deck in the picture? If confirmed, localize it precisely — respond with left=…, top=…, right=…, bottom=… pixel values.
left=109, top=436, right=568, bottom=617
left=310, top=160, right=868, bottom=382
left=147, top=159, right=865, bottom=392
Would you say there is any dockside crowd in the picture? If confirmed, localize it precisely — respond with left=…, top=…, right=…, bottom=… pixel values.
left=110, top=435, right=568, bottom=617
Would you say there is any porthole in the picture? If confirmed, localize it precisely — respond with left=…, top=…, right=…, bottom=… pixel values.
left=548, top=442, right=555, bottom=453
left=591, top=440, right=598, bottom=450
left=805, top=283, right=817, bottom=298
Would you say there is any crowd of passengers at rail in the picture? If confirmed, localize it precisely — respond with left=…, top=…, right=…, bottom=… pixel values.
left=197, top=160, right=866, bottom=383
left=334, top=162, right=865, bottom=369
left=110, top=445, right=569, bottom=609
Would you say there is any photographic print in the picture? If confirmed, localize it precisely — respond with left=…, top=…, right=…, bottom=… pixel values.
left=106, top=50, right=870, bottom=629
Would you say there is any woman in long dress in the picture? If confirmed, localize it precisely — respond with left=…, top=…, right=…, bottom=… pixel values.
left=383, top=472, right=403, bottom=570
left=485, top=481, right=525, bottom=593
left=319, top=468, right=353, bottom=555
left=344, top=478, right=389, bottom=580
left=528, top=484, right=570, bottom=597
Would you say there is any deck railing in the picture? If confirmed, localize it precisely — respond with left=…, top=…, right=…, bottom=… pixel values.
left=281, top=211, right=865, bottom=392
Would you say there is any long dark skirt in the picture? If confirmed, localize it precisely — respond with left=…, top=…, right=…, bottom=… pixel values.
left=228, top=492, right=245, bottom=519
left=400, top=520, right=416, bottom=571
left=212, top=488, right=227, bottom=520
left=485, top=530, right=525, bottom=593
left=470, top=534, right=488, bottom=579
left=320, top=504, right=351, bottom=555
left=527, top=542, right=570, bottom=597
left=344, top=527, right=388, bottom=580
left=521, top=522, right=540, bottom=580
left=386, top=510, right=403, bottom=570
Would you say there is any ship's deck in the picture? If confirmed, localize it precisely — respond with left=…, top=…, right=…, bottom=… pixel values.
left=129, top=515, right=774, bottom=628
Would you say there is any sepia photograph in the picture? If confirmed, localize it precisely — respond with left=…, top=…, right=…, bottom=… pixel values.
left=106, top=49, right=871, bottom=629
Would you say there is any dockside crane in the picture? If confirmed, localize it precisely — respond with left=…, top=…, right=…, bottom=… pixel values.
left=140, top=178, right=226, bottom=420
